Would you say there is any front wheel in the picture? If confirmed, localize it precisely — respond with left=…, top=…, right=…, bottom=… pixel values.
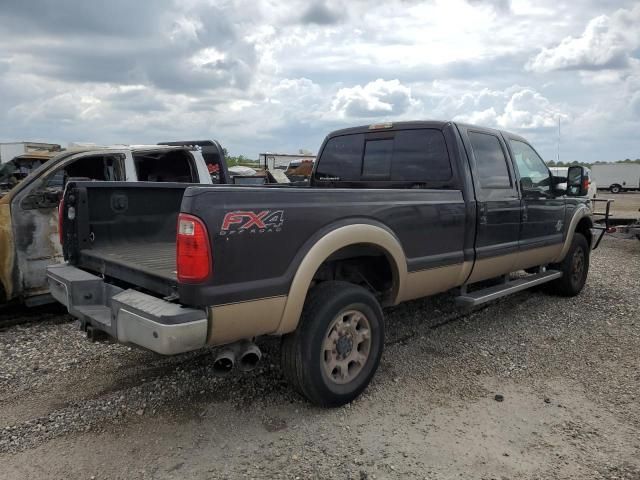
left=281, top=281, right=384, bottom=407
left=549, top=232, right=589, bottom=296
left=610, top=184, right=622, bottom=194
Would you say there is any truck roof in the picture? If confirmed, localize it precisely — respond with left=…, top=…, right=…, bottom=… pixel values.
left=64, top=144, right=191, bottom=154
left=326, top=120, right=530, bottom=144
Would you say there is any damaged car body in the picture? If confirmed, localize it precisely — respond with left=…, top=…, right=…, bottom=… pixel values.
left=0, top=142, right=228, bottom=306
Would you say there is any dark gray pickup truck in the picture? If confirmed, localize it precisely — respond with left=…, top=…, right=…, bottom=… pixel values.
left=47, top=121, right=596, bottom=406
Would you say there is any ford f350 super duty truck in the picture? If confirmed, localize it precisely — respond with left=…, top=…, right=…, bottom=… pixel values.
left=47, top=121, right=596, bottom=407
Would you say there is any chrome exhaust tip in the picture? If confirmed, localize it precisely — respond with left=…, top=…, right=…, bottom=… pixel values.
left=212, top=349, right=236, bottom=376
left=237, top=342, right=262, bottom=372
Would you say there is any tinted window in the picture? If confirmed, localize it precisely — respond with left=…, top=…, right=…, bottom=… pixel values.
left=315, top=134, right=363, bottom=181
left=392, top=129, right=451, bottom=181
left=316, top=129, right=453, bottom=185
left=509, top=140, right=550, bottom=194
left=363, top=139, right=393, bottom=178
left=468, top=132, right=511, bottom=189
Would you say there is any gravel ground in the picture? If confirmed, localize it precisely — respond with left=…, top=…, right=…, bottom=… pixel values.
left=0, top=235, right=638, bottom=479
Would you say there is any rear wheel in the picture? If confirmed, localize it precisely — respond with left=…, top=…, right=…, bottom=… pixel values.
left=281, top=281, right=384, bottom=407
left=610, top=184, right=622, bottom=194
left=549, top=232, right=589, bottom=296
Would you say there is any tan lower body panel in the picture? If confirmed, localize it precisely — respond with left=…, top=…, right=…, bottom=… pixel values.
left=398, top=261, right=473, bottom=303
left=467, top=244, right=563, bottom=284
left=207, top=295, right=287, bottom=346
left=206, top=244, right=563, bottom=345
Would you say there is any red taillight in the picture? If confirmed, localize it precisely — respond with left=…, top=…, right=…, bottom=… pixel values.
left=582, top=177, right=589, bottom=192
left=58, top=199, right=64, bottom=244
left=176, top=213, right=211, bottom=283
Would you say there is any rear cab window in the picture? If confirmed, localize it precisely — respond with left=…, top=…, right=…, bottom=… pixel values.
left=314, top=128, right=454, bottom=188
left=133, top=149, right=198, bottom=183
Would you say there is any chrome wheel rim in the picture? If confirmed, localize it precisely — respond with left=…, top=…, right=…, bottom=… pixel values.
left=322, top=309, right=371, bottom=385
left=571, top=247, right=585, bottom=284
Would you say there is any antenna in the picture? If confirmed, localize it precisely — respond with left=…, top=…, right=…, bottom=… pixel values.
left=557, top=115, right=560, bottom=163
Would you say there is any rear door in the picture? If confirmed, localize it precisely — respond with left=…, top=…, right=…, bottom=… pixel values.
left=458, top=126, right=521, bottom=282
left=504, top=137, right=565, bottom=254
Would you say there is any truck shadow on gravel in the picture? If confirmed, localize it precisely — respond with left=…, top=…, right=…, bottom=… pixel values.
left=101, top=293, right=467, bottom=396
left=0, top=303, right=69, bottom=329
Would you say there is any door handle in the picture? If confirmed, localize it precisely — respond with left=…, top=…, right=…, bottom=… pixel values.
left=479, top=203, right=488, bottom=225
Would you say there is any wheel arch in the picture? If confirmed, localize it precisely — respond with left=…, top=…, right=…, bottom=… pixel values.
left=575, top=216, right=593, bottom=248
left=274, top=223, right=406, bottom=335
left=553, top=206, right=593, bottom=262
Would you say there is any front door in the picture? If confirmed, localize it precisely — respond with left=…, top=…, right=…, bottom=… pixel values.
left=505, top=138, right=565, bottom=260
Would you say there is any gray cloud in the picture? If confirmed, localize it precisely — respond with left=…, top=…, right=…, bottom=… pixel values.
left=0, top=0, right=256, bottom=94
left=0, top=0, right=171, bottom=37
left=107, top=89, right=169, bottom=113
left=467, top=0, right=511, bottom=13
left=300, top=2, right=342, bottom=25
left=631, top=93, right=640, bottom=117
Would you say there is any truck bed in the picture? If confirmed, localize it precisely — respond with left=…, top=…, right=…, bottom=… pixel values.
left=81, top=242, right=176, bottom=280
left=62, top=182, right=188, bottom=297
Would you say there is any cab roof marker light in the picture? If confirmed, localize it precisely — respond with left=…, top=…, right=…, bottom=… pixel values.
left=368, top=122, right=393, bottom=130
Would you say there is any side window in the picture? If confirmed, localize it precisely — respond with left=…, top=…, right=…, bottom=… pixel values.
left=509, top=140, right=551, bottom=194
left=45, top=155, right=124, bottom=190
left=315, top=134, right=363, bottom=181
left=362, top=139, right=392, bottom=178
left=391, top=129, right=452, bottom=182
left=468, top=131, right=511, bottom=189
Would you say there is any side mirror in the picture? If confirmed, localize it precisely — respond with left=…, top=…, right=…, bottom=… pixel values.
left=566, top=166, right=589, bottom=197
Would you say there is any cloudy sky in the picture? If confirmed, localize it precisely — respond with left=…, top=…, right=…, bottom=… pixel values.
left=1, top=0, right=638, bottom=162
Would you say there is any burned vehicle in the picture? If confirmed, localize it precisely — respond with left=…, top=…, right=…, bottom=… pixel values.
left=0, top=151, right=60, bottom=199
left=1, top=141, right=229, bottom=306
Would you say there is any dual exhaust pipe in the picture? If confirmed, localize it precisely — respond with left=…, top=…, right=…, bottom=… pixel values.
left=213, top=341, right=262, bottom=375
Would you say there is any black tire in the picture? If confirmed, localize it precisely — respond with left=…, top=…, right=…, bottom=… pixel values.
left=549, top=232, right=589, bottom=296
left=281, top=281, right=384, bottom=407
left=610, top=184, right=622, bottom=194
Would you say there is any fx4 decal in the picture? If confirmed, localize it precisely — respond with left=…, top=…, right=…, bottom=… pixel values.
left=220, top=210, right=284, bottom=235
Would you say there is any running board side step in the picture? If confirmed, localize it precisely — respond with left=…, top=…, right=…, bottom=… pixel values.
left=455, top=270, right=562, bottom=307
